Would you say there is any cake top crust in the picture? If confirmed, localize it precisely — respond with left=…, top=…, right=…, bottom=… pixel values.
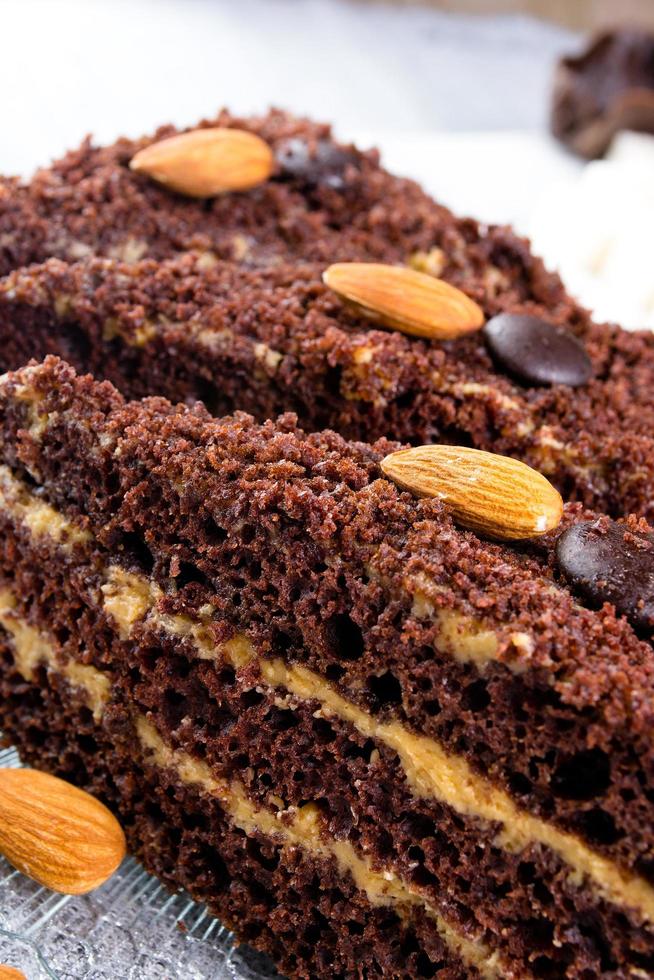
left=0, top=108, right=579, bottom=320
left=2, top=355, right=654, bottom=741
left=4, top=252, right=654, bottom=523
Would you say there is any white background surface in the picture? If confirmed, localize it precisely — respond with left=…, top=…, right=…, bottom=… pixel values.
left=1, top=0, right=576, bottom=179
left=0, top=1, right=585, bottom=296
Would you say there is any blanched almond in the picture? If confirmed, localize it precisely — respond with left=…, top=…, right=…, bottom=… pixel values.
left=381, top=444, right=563, bottom=540
left=0, top=768, right=126, bottom=894
left=323, top=263, right=484, bottom=340
left=130, top=127, right=274, bottom=198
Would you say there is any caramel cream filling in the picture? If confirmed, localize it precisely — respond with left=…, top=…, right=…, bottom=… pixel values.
left=409, top=576, right=503, bottom=670
left=371, top=565, right=538, bottom=675
left=253, top=342, right=283, bottom=374
left=136, top=715, right=502, bottom=979
left=101, top=567, right=159, bottom=640
left=0, top=466, right=90, bottom=552
left=100, top=567, right=654, bottom=926
left=0, top=370, right=50, bottom=441
left=0, top=590, right=110, bottom=721
left=408, top=247, right=446, bottom=279
left=100, top=315, right=285, bottom=370
left=103, top=315, right=157, bottom=348
left=1, top=469, right=654, bottom=926
left=0, top=593, right=501, bottom=978
left=106, top=237, right=149, bottom=264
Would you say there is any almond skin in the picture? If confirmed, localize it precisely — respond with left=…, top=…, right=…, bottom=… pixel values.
left=0, top=768, right=126, bottom=894
left=130, top=127, right=274, bottom=198
left=323, top=263, right=484, bottom=340
left=381, top=445, right=563, bottom=540
left=0, top=967, right=27, bottom=980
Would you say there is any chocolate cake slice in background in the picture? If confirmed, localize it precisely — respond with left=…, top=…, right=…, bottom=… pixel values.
left=0, top=109, right=579, bottom=312
left=2, top=111, right=654, bottom=523
left=1, top=356, right=654, bottom=978
left=552, top=30, right=654, bottom=159
left=1, top=253, right=654, bottom=522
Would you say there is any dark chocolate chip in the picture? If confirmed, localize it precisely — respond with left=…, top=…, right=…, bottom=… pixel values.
left=556, top=520, right=654, bottom=631
left=275, top=138, right=359, bottom=190
left=484, top=314, right=593, bottom=387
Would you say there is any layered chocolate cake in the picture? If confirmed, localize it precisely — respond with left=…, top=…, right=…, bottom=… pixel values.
left=1, top=110, right=654, bottom=524
left=3, top=109, right=654, bottom=979
left=1, top=252, right=654, bottom=522
left=0, top=108, right=575, bottom=317
left=1, top=356, right=654, bottom=978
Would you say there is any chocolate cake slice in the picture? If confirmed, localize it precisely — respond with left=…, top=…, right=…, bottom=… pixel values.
left=2, top=356, right=654, bottom=978
left=0, top=108, right=579, bottom=316
left=1, top=254, right=653, bottom=522
left=7, top=109, right=654, bottom=525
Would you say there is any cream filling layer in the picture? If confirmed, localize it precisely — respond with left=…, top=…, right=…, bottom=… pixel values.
left=101, top=566, right=654, bottom=926
left=0, top=594, right=501, bottom=979
left=0, top=590, right=110, bottom=721
left=52, top=286, right=285, bottom=367
left=405, top=571, right=536, bottom=673
left=0, top=368, right=55, bottom=443
left=137, top=716, right=502, bottom=979
left=0, top=466, right=90, bottom=552
left=103, top=562, right=536, bottom=677
left=1, top=468, right=653, bottom=926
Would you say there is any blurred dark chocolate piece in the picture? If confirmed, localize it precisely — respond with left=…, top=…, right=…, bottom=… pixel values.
left=552, top=30, right=654, bottom=159
left=484, top=313, right=592, bottom=387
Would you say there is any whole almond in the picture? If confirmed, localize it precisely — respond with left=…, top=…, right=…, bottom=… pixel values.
left=323, top=263, right=484, bottom=340
left=0, top=768, right=126, bottom=894
left=0, top=967, right=26, bottom=980
left=129, top=127, right=274, bottom=198
left=381, top=445, right=563, bottom=540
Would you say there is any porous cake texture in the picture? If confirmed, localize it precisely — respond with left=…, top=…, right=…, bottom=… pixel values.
left=1, top=357, right=654, bottom=979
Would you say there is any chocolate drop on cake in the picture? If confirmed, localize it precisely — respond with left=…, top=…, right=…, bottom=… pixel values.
left=557, top=519, right=654, bottom=632
left=484, top=312, right=593, bottom=387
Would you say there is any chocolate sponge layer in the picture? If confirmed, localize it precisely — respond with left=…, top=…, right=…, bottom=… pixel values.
left=1, top=358, right=654, bottom=978
left=0, top=523, right=652, bottom=980
left=1, top=356, right=654, bottom=877
left=0, top=657, right=475, bottom=980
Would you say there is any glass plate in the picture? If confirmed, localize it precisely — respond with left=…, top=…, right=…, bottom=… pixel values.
left=0, top=744, right=279, bottom=979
